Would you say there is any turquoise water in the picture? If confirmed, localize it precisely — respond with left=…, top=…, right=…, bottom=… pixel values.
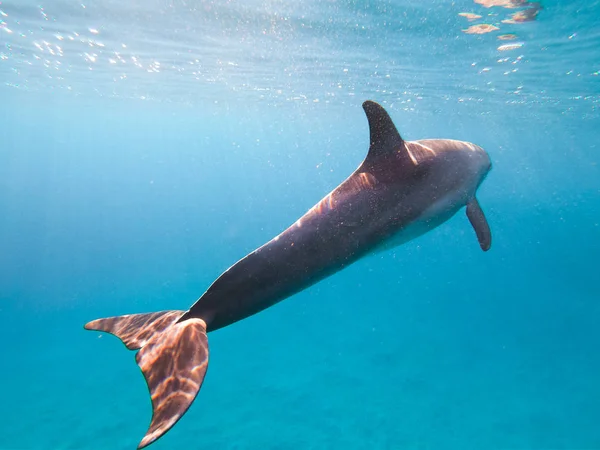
left=1, top=1, right=599, bottom=449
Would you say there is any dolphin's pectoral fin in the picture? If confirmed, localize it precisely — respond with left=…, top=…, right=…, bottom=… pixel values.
left=466, top=198, right=492, bottom=251
left=85, top=312, right=209, bottom=449
left=362, top=100, right=413, bottom=171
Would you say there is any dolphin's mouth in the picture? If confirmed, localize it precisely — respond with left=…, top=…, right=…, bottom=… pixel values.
left=478, top=145, right=492, bottom=174
left=477, top=160, right=492, bottom=191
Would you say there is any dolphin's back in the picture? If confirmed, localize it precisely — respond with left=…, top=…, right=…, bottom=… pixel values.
left=187, top=174, right=405, bottom=331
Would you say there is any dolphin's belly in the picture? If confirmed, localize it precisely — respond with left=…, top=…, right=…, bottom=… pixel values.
left=374, top=193, right=465, bottom=253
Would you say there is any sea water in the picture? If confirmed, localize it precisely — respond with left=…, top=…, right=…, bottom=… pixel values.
left=1, top=1, right=599, bottom=449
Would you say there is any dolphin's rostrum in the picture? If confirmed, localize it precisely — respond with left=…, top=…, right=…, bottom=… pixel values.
left=85, top=100, right=493, bottom=448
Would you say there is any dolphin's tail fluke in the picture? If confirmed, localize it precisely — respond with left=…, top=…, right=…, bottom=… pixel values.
left=84, top=310, right=209, bottom=449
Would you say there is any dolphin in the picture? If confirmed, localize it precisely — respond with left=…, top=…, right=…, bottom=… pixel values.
left=85, top=100, right=492, bottom=448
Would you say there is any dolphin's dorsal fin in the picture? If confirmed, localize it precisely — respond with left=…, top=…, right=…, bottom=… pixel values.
left=362, top=100, right=409, bottom=166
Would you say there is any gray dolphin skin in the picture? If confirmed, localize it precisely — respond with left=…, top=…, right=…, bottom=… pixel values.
left=84, top=100, right=492, bottom=449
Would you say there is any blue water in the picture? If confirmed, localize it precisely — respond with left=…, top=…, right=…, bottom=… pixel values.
left=1, top=1, right=599, bottom=449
